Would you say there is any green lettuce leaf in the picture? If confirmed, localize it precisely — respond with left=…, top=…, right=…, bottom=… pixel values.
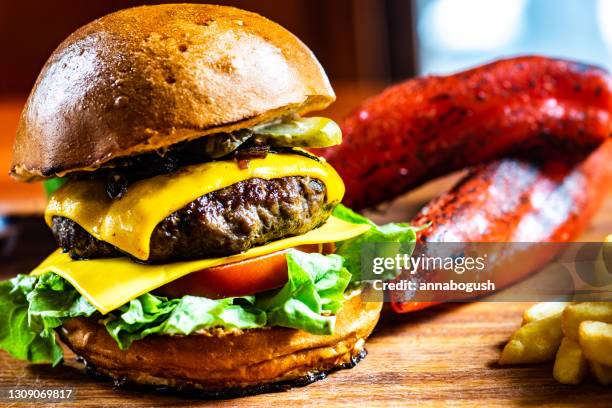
left=0, top=274, right=95, bottom=366
left=333, top=204, right=417, bottom=281
left=43, top=178, right=67, bottom=197
left=256, top=250, right=351, bottom=334
left=105, top=294, right=266, bottom=349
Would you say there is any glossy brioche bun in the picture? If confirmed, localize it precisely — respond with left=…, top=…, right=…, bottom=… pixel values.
left=11, top=4, right=335, bottom=181
left=58, top=291, right=381, bottom=396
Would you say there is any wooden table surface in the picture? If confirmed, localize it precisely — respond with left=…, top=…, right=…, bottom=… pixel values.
left=0, top=91, right=611, bottom=407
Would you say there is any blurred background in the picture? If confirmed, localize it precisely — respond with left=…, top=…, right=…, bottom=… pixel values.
left=1, top=0, right=611, bottom=271
left=6, top=0, right=612, bottom=93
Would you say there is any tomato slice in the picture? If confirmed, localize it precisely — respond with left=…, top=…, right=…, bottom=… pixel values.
left=390, top=301, right=440, bottom=313
left=155, top=243, right=334, bottom=299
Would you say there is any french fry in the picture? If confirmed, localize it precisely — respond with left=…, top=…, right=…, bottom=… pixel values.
left=589, top=361, right=612, bottom=385
left=522, top=302, right=569, bottom=325
left=579, top=321, right=612, bottom=366
left=503, top=300, right=612, bottom=385
left=562, top=302, right=612, bottom=341
left=499, top=313, right=563, bottom=365
left=553, top=337, right=588, bottom=384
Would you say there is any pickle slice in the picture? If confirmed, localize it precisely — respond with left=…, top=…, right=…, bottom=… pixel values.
left=253, top=117, right=342, bottom=148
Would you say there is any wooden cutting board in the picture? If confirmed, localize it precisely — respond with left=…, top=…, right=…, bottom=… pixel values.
left=1, top=299, right=611, bottom=407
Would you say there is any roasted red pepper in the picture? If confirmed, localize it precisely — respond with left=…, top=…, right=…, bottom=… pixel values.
left=322, top=56, right=612, bottom=210
left=391, top=142, right=612, bottom=313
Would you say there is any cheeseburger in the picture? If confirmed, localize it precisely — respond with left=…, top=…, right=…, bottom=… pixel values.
left=0, top=4, right=415, bottom=396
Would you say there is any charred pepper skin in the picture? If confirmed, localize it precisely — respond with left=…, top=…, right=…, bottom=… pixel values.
left=391, top=141, right=612, bottom=313
left=412, top=143, right=612, bottom=244
left=321, top=56, right=612, bottom=210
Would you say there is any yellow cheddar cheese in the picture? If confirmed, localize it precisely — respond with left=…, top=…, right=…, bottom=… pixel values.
left=45, top=153, right=344, bottom=261
left=31, top=216, right=370, bottom=314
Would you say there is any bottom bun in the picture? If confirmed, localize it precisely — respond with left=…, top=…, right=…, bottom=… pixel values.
left=58, top=289, right=382, bottom=397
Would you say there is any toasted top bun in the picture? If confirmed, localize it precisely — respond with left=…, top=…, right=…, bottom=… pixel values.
left=11, top=4, right=335, bottom=181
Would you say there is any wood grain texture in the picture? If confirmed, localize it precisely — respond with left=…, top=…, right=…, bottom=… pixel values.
left=2, top=301, right=612, bottom=407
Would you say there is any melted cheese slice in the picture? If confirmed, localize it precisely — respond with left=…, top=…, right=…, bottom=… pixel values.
left=31, top=216, right=370, bottom=314
left=45, top=153, right=344, bottom=261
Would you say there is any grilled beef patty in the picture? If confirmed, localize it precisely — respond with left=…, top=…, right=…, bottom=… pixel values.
left=51, top=176, right=333, bottom=263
